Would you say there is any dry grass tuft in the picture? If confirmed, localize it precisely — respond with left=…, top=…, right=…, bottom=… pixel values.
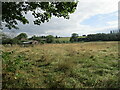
left=2, top=41, right=119, bottom=88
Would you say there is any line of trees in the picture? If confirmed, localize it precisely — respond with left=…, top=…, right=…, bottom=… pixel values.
left=85, top=33, right=119, bottom=41
left=70, top=30, right=120, bottom=42
left=2, top=33, right=63, bottom=45
left=2, top=29, right=120, bottom=45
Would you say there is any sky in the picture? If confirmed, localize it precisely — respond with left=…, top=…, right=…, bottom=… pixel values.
left=3, top=0, right=119, bottom=37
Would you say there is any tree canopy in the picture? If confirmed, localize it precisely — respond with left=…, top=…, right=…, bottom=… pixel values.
left=15, top=33, right=28, bottom=40
left=2, top=2, right=78, bottom=29
left=70, top=33, right=79, bottom=42
left=46, top=35, right=54, bottom=43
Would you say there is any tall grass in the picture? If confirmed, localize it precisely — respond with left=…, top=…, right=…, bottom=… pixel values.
left=2, top=41, right=119, bottom=88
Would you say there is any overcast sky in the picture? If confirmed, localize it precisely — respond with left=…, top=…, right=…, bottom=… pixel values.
left=3, top=0, right=119, bottom=37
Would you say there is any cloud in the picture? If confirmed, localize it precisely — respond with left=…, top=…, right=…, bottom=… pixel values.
left=3, top=0, right=119, bottom=37
left=107, top=20, right=118, bottom=26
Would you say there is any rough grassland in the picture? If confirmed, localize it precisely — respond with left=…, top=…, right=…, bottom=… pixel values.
left=2, top=41, right=119, bottom=88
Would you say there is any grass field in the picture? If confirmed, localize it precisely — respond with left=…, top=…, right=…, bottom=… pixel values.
left=55, top=36, right=86, bottom=42
left=55, top=37, right=70, bottom=42
left=2, top=41, right=119, bottom=88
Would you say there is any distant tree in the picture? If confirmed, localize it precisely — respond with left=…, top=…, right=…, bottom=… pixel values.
left=41, top=36, right=45, bottom=38
left=55, top=35, right=58, bottom=39
left=119, top=29, right=120, bottom=33
left=30, top=35, right=36, bottom=40
left=55, top=40, right=60, bottom=43
left=46, top=35, right=54, bottom=43
left=29, top=35, right=41, bottom=42
left=86, top=33, right=120, bottom=41
left=110, top=31, right=113, bottom=34
left=2, top=38, right=14, bottom=45
left=70, top=33, right=79, bottom=42
left=63, top=41, right=66, bottom=43
left=82, top=35, right=86, bottom=36
left=16, top=33, right=28, bottom=40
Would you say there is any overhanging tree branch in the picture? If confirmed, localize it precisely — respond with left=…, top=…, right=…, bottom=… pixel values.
left=2, top=2, right=78, bottom=29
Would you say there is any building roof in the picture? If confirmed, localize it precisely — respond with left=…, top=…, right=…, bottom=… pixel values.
left=22, top=41, right=32, bottom=44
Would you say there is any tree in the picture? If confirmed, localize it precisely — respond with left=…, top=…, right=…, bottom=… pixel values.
left=2, top=38, right=13, bottom=45
left=2, top=2, right=78, bottom=29
left=110, top=31, right=113, bottom=34
left=70, top=33, right=79, bottom=42
left=55, top=35, right=58, bottom=39
left=16, top=33, right=28, bottom=40
left=82, top=35, right=86, bottom=37
left=46, top=35, right=54, bottom=43
left=29, top=35, right=41, bottom=42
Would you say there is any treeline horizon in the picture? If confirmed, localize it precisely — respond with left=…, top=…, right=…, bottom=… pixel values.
left=1, top=29, right=120, bottom=45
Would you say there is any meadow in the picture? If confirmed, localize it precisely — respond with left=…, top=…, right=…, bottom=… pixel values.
left=55, top=37, right=70, bottom=42
left=55, top=36, right=86, bottom=42
left=2, top=41, right=119, bottom=88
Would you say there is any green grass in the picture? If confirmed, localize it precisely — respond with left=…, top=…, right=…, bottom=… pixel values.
left=55, top=37, right=70, bottom=42
left=55, top=36, right=86, bottom=42
left=2, top=41, right=119, bottom=88
left=78, top=36, right=86, bottom=38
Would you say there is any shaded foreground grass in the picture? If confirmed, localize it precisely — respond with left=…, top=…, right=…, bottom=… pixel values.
left=2, top=41, right=119, bottom=88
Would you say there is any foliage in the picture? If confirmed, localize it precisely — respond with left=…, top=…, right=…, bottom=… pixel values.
left=2, top=38, right=13, bottom=45
left=70, top=33, right=79, bottom=42
left=70, top=31, right=120, bottom=42
left=46, top=35, right=54, bottom=43
left=15, top=33, right=28, bottom=40
left=29, top=35, right=41, bottom=42
left=82, top=33, right=120, bottom=42
left=2, top=33, right=28, bottom=45
left=2, top=2, right=78, bottom=29
left=2, top=31, right=120, bottom=45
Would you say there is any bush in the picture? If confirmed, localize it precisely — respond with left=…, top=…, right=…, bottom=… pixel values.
left=46, top=35, right=54, bottom=43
